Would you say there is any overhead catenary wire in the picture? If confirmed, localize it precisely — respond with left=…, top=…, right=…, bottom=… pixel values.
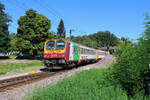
left=36, top=0, right=61, bottom=20
left=15, top=0, right=29, bottom=10
left=6, top=0, right=26, bottom=11
left=4, top=0, right=21, bottom=29
left=36, top=0, right=87, bottom=36
left=34, top=0, right=61, bottom=27
left=39, top=0, right=64, bottom=19
left=4, top=0, right=87, bottom=37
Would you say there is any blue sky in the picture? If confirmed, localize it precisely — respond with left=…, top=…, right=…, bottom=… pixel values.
left=1, top=0, right=150, bottom=39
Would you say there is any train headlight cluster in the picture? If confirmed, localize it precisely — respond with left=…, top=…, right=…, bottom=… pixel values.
left=44, top=55, right=47, bottom=58
left=61, top=54, right=65, bottom=58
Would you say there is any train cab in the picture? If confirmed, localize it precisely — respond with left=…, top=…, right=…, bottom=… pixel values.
left=43, top=39, right=69, bottom=67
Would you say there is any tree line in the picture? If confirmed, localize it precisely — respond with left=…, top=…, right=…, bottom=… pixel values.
left=0, top=2, right=120, bottom=56
left=71, top=31, right=119, bottom=48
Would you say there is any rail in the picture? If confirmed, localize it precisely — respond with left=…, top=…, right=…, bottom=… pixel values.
left=0, top=70, right=67, bottom=92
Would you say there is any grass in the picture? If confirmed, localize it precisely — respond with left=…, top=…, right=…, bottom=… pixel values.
left=0, top=61, right=44, bottom=75
left=27, top=68, right=150, bottom=100
left=26, top=68, right=127, bottom=100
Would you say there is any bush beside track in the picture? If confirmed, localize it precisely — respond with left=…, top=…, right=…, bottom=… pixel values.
left=27, top=68, right=150, bottom=100
left=0, top=61, right=43, bottom=75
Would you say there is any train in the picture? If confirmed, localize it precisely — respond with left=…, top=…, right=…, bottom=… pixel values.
left=43, top=38, right=107, bottom=68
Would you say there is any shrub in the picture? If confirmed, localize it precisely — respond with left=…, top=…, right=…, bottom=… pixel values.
left=110, top=40, right=150, bottom=96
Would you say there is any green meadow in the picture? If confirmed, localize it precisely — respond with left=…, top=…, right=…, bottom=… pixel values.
left=0, top=61, right=43, bottom=75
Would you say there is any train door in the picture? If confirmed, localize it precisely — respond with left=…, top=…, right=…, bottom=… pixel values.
left=73, top=44, right=79, bottom=60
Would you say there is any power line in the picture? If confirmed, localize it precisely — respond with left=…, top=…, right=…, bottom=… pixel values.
left=5, top=0, right=87, bottom=37
left=6, top=0, right=26, bottom=10
left=39, top=0, right=64, bottom=19
left=4, top=0, right=22, bottom=30
left=31, top=0, right=86, bottom=37
left=37, top=0, right=85, bottom=36
left=36, top=0, right=61, bottom=19
left=15, top=0, right=29, bottom=9
left=34, top=0, right=61, bottom=27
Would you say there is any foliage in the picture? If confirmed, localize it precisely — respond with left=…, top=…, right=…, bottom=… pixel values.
left=0, top=61, right=43, bottom=75
left=110, top=39, right=150, bottom=96
left=95, top=31, right=119, bottom=47
left=15, top=9, right=52, bottom=56
left=57, top=19, right=66, bottom=38
left=71, top=31, right=119, bottom=48
left=121, top=37, right=128, bottom=42
left=108, top=14, right=150, bottom=96
left=9, top=33, right=17, bottom=51
left=0, top=2, right=11, bottom=53
left=139, top=13, right=150, bottom=55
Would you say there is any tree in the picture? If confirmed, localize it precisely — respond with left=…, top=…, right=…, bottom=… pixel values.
left=110, top=15, right=150, bottom=96
left=0, top=2, right=11, bottom=53
left=9, top=33, right=17, bottom=51
left=70, top=31, right=119, bottom=48
left=57, top=19, right=66, bottom=38
left=95, top=31, right=119, bottom=48
left=140, top=13, right=150, bottom=54
left=121, top=37, right=127, bottom=42
left=16, top=9, right=51, bottom=56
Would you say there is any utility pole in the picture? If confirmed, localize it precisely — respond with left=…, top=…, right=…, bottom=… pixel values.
left=69, top=29, right=74, bottom=41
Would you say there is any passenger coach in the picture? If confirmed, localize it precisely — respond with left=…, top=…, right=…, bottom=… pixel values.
left=43, top=38, right=106, bottom=67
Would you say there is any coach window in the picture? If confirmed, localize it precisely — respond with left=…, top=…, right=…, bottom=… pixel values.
left=80, top=48, right=82, bottom=54
left=82, top=49, right=84, bottom=54
left=93, top=51, right=95, bottom=55
left=86, top=49, right=87, bottom=54
left=83, top=49, right=84, bottom=54
left=91, top=50, right=92, bottom=55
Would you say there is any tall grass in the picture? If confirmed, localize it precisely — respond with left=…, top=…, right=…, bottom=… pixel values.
left=27, top=69, right=129, bottom=100
left=0, top=61, right=43, bottom=75
left=27, top=68, right=150, bottom=100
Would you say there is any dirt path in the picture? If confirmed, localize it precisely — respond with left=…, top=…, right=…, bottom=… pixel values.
left=0, top=55, right=115, bottom=100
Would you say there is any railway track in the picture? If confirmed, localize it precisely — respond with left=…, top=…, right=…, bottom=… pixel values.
left=0, top=69, right=68, bottom=92
left=0, top=61, right=98, bottom=92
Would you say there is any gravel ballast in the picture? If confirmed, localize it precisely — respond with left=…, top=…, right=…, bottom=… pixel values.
left=0, top=55, right=114, bottom=100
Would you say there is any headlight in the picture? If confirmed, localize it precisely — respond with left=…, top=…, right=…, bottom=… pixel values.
left=44, top=55, right=47, bottom=58
left=61, top=54, right=65, bottom=57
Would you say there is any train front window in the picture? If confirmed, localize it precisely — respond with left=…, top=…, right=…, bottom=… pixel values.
left=56, top=41, right=65, bottom=49
left=46, top=41, right=55, bottom=49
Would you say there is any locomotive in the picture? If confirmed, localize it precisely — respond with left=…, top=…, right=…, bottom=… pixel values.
left=43, top=38, right=106, bottom=68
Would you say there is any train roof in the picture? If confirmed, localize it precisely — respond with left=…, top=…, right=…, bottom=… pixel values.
left=45, top=38, right=105, bottom=52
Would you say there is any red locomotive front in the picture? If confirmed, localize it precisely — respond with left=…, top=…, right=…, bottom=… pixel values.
left=43, top=39, right=69, bottom=67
